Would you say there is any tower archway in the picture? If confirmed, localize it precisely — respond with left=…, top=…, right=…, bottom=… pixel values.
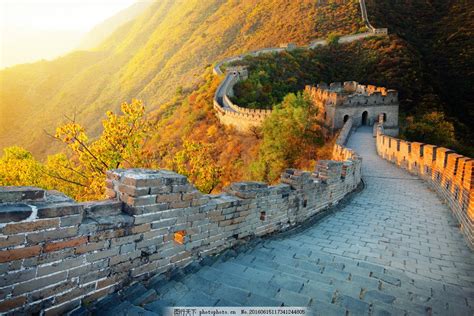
left=362, top=111, right=368, bottom=125
left=343, top=115, right=349, bottom=124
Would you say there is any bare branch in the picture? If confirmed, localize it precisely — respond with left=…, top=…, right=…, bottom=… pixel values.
left=44, top=171, right=86, bottom=187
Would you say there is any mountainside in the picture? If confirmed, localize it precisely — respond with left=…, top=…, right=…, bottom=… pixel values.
left=0, top=0, right=364, bottom=158
left=78, top=0, right=154, bottom=50
left=365, top=0, right=474, bottom=149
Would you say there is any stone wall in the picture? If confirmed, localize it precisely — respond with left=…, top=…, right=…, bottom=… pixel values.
left=375, top=125, right=474, bottom=249
left=213, top=72, right=272, bottom=133
left=0, top=122, right=362, bottom=315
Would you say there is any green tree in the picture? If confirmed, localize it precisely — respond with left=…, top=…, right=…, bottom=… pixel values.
left=327, top=32, right=341, bottom=45
left=251, top=92, right=323, bottom=182
left=403, top=112, right=456, bottom=148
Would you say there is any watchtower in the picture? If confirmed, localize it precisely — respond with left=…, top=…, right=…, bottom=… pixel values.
left=305, top=81, right=399, bottom=136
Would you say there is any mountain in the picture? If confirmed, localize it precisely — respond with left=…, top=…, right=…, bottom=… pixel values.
left=78, top=0, right=154, bottom=50
left=0, top=0, right=364, bottom=158
left=365, top=0, right=474, bottom=150
left=0, top=29, right=83, bottom=70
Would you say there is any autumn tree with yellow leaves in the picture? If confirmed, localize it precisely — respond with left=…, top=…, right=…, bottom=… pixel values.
left=0, top=100, right=152, bottom=201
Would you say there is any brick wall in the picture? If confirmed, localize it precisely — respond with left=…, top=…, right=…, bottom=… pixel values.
left=0, top=121, right=361, bottom=315
left=375, top=125, right=474, bottom=249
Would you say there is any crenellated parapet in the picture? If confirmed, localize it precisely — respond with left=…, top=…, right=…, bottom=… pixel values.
left=305, top=82, right=399, bottom=132
left=213, top=67, right=272, bottom=132
left=0, top=120, right=361, bottom=315
left=305, top=82, right=398, bottom=107
left=374, top=123, right=474, bottom=249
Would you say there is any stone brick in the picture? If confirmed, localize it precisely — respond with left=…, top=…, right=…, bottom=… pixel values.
left=0, top=286, right=12, bottom=300
left=68, top=260, right=108, bottom=279
left=82, top=287, right=115, bottom=305
left=31, top=280, right=77, bottom=301
left=60, top=214, right=83, bottom=227
left=118, top=184, right=150, bottom=197
left=13, top=271, right=67, bottom=295
left=169, top=201, right=191, bottom=209
left=37, top=257, right=85, bottom=276
left=26, top=227, right=78, bottom=244
left=0, top=204, right=33, bottom=223
left=55, top=283, right=95, bottom=305
left=156, top=193, right=181, bottom=203
left=23, top=248, right=75, bottom=267
left=151, top=218, right=177, bottom=229
left=110, top=250, right=141, bottom=265
left=119, top=242, right=136, bottom=254
left=0, top=295, right=27, bottom=312
left=2, top=218, right=59, bottom=234
left=86, top=247, right=119, bottom=262
left=37, top=203, right=83, bottom=218
left=0, top=186, right=44, bottom=203
left=43, top=236, right=88, bottom=253
left=44, top=298, right=81, bottom=316
left=97, top=276, right=120, bottom=289
left=110, top=235, right=142, bottom=247
left=84, top=200, right=123, bottom=217
left=121, top=194, right=155, bottom=207
left=127, top=203, right=169, bottom=216
left=75, top=241, right=109, bottom=255
left=130, top=223, right=151, bottom=234
left=0, top=268, right=36, bottom=287
left=0, top=245, right=41, bottom=263
left=0, top=235, right=25, bottom=249
left=79, top=269, right=108, bottom=285
left=89, top=228, right=125, bottom=242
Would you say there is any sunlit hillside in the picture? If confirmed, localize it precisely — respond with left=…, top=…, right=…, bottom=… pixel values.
left=0, top=0, right=364, bottom=157
left=78, top=0, right=153, bottom=50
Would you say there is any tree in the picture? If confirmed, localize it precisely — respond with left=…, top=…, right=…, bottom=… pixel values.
left=404, top=112, right=456, bottom=148
left=52, top=99, right=152, bottom=200
left=0, top=146, right=43, bottom=187
left=327, top=32, right=341, bottom=45
left=251, top=92, right=323, bottom=182
left=172, top=140, right=222, bottom=194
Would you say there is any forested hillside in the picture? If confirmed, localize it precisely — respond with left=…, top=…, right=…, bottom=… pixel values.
left=0, top=0, right=364, bottom=157
left=365, top=0, right=473, bottom=152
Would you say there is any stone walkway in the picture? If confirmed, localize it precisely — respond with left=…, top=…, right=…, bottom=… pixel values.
left=95, top=127, right=474, bottom=316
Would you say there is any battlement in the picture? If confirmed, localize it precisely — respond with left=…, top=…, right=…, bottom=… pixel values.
left=375, top=124, right=474, bottom=249
left=306, top=81, right=398, bottom=107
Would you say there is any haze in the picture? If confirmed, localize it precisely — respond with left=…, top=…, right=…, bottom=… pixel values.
left=0, top=0, right=137, bottom=69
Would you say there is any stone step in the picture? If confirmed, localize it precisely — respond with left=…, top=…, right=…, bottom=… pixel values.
left=197, top=266, right=280, bottom=300
left=121, top=283, right=149, bottom=303
left=143, top=299, right=173, bottom=314
left=157, top=281, right=190, bottom=304
left=307, top=299, right=348, bottom=316
left=175, top=291, right=219, bottom=307
left=132, top=289, right=158, bottom=307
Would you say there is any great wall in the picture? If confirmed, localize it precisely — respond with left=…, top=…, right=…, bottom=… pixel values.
left=0, top=0, right=473, bottom=315
left=0, top=117, right=361, bottom=314
left=212, top=0, right=388, bottom=134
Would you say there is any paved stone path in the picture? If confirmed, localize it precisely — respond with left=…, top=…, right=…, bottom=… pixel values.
left=95, top=127, right=474, bottom=316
